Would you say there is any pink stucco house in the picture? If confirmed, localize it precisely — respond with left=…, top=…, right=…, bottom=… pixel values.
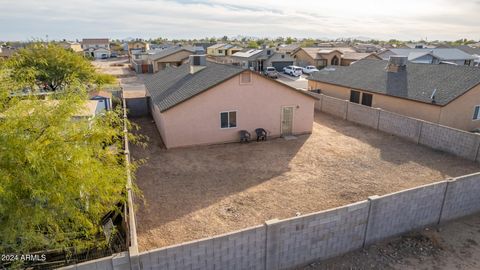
left=145, top=55, right=318, bottom=149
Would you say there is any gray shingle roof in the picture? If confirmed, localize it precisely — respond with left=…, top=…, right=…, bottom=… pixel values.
left=307, top=59, right=480, bottom=106
left=382, top=48, right=475, bottom=61
left=145, top=62, right=244, bottom=112
left=148, top=46, right=196, bottom=61
left=146, top=61, right=318, bottom=112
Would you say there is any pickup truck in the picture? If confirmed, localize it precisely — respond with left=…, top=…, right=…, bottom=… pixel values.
left=283, top=65, right=303, bottom=77
left=302, top=65, right=319, bottom=74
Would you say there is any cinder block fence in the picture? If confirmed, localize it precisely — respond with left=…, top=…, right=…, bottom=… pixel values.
left=60, top=172, right=480, bottom=270
left=315, top=93, right=480, bottom=162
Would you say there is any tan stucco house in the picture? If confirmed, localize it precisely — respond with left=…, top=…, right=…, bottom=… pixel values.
left=147, top=46, right=197, bottom=73
left=145, top=55, right=318, bottom=148
left=207, top=44, right=243, bottom=57
left=291, top=48, right=342, bottom=68
left=307, top=57, right=480, bottom=131
left=128, top=41, right=150, bottom=53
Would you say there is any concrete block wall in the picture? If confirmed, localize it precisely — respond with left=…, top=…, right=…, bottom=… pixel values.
left=266, top=201, right=369, bottom=270
left=319, top=95, right=348, bottom=119
left=315, top=94, right=480, bottom=162
left=418, top=122, right=480, bottom=161
left=138, top=225, right=266, bottom=270
left=126, top=97, right=149, bottom=117
left=346, top=102, right=380, bottom=129
left=440, top=173, right=480, bottom=222
left=364, top=181, right=447, bottom=245
left=378, top=110, right=423, bottom=143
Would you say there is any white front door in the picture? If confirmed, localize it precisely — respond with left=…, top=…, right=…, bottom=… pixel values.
left=281, top=106, right=294, bottom=136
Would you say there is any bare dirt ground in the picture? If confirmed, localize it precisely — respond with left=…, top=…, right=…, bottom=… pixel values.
left=302, top=214, right=480, bottom=270
left=130, top=112, right=480, bottom=251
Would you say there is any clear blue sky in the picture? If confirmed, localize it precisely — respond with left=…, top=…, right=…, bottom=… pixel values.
left=0, top=0, right=479, bottom=41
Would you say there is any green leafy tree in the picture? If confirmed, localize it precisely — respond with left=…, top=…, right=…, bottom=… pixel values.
left=285, top=37, right=295, bottom=44
left=0, top=88, right=141, bottom=255
left=0, top=50, right=143, bottom=260
left=247, top=40, right=259, bottom=48
left=301, top=38, right=316, bottom=47
left=4, top=43, right=116, bottom=91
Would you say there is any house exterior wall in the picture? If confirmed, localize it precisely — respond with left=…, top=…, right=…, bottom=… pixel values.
left=439, top=84, right=480, bottom=131
left=82, top=43, right=110, bottom=50
left=264, top=53, right=294, bottom=68
left=308, top=80, right=480, bottom=131
left=293, top=49, right=316, bottom=67
left=128, top=42, right=149, bottom=52
left=154, top=72, right=315, bottom=148
left=308, top=81, right=442, bottom=124
left=226, top=47, right=242, bottom=56
left=207, top=47, right=225, bottom=57
left=320, top=51, right=342, bottom=66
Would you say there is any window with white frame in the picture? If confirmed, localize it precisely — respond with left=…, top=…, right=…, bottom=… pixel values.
left=220, top=111, right=237, bottom=128
left=473, top=105, right=480, bottom=120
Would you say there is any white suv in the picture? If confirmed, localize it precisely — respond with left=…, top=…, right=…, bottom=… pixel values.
left=283, top=65, right=303, bottom=77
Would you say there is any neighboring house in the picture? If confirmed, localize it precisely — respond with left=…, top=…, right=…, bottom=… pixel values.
left=307, top=57, right=480, bottom=131
left=89, top=90, right=113, bottom=112
left=264, top=51, right=295, bottom=71
left=230, top=48, right=293, bottom=71
left=128, top=41, right=150, bottom=54
left=456, top=45, right=480, bottom=67
left=207, top=44, right=243, bottom=56
left=145, top=55, right=318, bottom=148
left=147, top=46, right=199, bottom=73
left=81, top=38, right=110, bottom=50
left=0, top=47, right=15, bottom=58
left=231, top=49, right=270, bottom=71
left=58, top=41, right=83, bottom=52
left=377, top=48, right=475, bottom=66
left=82, top=39, right=111, bottom=59
left=275, top=44, right=300, bottom=55
left=91, top=48, right=111, bottom=59
left=291, top=48, right=343, bottom=68
left=341, top=52, right=381, bottom=66
left=131, top=46, right=200, bottom=73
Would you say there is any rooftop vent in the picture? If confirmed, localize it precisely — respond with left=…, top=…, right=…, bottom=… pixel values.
left=189, top=55, right=206, bottom=74
left=386, top=56, right=407, bottom=73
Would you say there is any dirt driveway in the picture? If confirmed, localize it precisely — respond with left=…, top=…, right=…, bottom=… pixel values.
left=130, top=112, right=480, bottom=251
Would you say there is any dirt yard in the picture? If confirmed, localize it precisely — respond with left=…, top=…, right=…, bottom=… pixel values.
left=302, top=214, right=480, bottom=270
left=130, top=112, right=480, bottom=251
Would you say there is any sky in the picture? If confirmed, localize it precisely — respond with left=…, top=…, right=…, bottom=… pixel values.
left=0, top=0, right=479, bottom=41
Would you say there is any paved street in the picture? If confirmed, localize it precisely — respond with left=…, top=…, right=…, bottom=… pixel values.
left=276, top=72, right=308, bottom=90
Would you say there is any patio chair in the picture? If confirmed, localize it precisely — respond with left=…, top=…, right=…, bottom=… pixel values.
left=239, top=130, right=251, bottom=143
left=255, top=128, right=267, bottom=142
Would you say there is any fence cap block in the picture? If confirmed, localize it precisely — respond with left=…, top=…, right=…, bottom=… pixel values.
left=368, top=195, right=380, bottom=201
left=112, top=251, right=130, bottom=266
left=265, top=218, right=280, bottom=226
